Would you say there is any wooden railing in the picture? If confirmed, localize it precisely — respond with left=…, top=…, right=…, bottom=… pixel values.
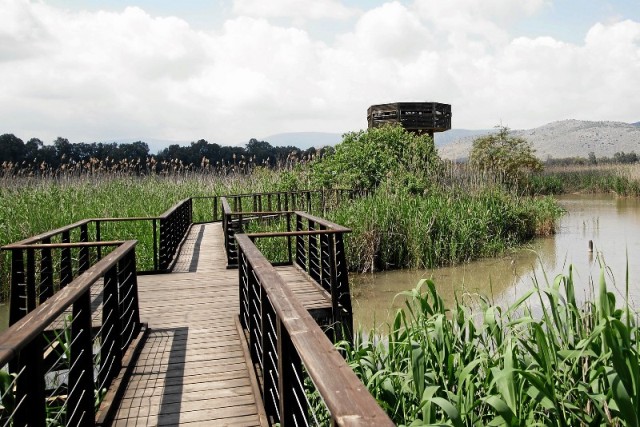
left=224, top=189, right=366, bottom=217
left=0, top=188, right=388, bottom=425
left=158, top=198, right=192, bottom=270
left=245, top=212, right=354, bottom=340
left=1, top=197, right=218, bottom=324
left=236, top=234, right=393, bottom=426
left=0, top=241, right=143, bottom=426
left=221, top=189, right=366, bottom=267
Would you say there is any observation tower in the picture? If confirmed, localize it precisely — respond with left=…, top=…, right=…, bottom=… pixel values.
left=367, top=102, right=452, bottom=138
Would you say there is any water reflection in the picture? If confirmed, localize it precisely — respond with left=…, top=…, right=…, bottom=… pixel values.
left=351, top=194, right=640, bottom=330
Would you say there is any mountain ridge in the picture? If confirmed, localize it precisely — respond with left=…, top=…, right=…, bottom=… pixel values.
left=438, top=119, right=640, bottom=161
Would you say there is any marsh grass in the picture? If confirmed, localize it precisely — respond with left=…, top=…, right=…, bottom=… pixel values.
left=528, top=164, right=640, bottom=196
left=327, top=186, right=562, bottom=272
left=0, top=172, right=287, bottom=298
left=340, top=263, right=639, bottom=426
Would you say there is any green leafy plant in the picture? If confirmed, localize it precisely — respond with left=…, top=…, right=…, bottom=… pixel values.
left=340, top=263, right=639, bottom=426
left=311, top=124, right=441, bottom=191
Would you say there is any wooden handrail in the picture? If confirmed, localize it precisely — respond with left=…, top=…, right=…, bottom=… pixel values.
left=5, top=219, right=92, bottom=247
left=0, top=240, right=143, bottom=426
left=294, top=210, right=350, bottom=232
left=226, top=210, right=293, bottom=217
left=158, top=198, right=191, bottom=219
left=2, top=240, right=125, bottom=250
left=236, top=234, right=393, bottom=426
left=247, top=229, right=349, bottom=238
left=0, top=241, right=136, bottom=364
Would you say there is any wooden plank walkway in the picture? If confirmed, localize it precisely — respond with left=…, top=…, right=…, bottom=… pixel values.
left=112, top=223, right=331, bottom=426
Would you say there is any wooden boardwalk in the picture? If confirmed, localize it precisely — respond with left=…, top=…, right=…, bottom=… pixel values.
left=112, top=223, right=331, bottom=426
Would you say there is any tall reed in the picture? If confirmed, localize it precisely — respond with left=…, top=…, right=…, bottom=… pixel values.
left=340, top=264, right=639, bottom=426
left=328, top=186, right=562, bottom=272
left=528, top=163, right=640, bottom=196
left=0, top=172, right=287, bottom=299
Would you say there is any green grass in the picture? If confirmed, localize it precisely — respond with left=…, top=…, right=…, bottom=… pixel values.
left=327, top=186, right=563, bottom=272
left=0, top=172, right=286, bottom=299
left=527, top=164, right=640, bottom=196
left=340, top=263, right=639, bottom=426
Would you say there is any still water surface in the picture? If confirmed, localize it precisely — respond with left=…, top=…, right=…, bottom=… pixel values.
left=351, top=194, right=640, bottom=329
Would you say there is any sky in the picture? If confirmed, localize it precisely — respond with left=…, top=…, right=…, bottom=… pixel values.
left=1, top=0, right=639, bottom=146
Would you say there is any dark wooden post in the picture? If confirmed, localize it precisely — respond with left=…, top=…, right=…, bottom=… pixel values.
left=124, top=249, right=141, bottom=341
left=326, top=234, right=340, bottom=336
left=319, top=229, right=332, bottom=294
left=100, top=265, right=122, bottom=391
left=68, top=290, right=97, bottom=427
left=308, top=221, right=320, bottom=283
left=60, top=230, right=72, bottom=287
left=9, top=249, right=26, bottom=325
left=295, top=214, right=305, bottom=269
left=261, top=291, right=279, bottom=422
left=79, top=223, right=90, bottom=273
left=152, top=218, right=158, bottom=271
left=118, top=252, right=140, bottom=350
left=248, top=256, right=261, bottom=364
left=239, top=251, right=248, bottom=329
left=25, top=248, right=36, bottom=312
left=286, top=212, right=293, bottom=264
left=335, top=233, right=353, bottom=342
left=278, top=324, right=305, bottom=426
left=40, top=238, right=54, bottom=303
left=96, top=220, right=102, bottom=260
left=159, top=218, right=168, bottom=270
left=14, top=334, right=46, bottom=427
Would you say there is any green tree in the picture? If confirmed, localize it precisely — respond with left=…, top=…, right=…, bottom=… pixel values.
left=0, top=134, right=25, bottom=163
left=311, top=124, right=440, bottom=191
left=469, top=126, right=542, bottom=181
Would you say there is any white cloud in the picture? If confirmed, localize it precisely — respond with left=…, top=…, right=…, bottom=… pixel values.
left=338, top=2, right=435, bottom=60
left=414, top=0, right=550, bottom=24
left=0, top=0, right=639, bottom=145
left=232, top=0, right=358, bottom=21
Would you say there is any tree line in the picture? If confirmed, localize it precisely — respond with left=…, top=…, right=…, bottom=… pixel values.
left=544, top=151, right=639, bottom=166
left=0, top=134, right=325, bottom=176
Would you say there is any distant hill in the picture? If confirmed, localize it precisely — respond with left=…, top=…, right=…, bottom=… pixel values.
left=434, top=129, right=492, bottom=147
left=438, top=120, right=640, bottom=161
left=262, top=132, right=343, bottom=149
left=632, top=122, right=640, bottom=127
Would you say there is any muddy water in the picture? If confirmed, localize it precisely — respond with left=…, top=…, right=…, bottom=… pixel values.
left=351, top=194, right=640, bottom=330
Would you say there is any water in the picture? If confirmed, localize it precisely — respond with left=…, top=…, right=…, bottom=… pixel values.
left=351, top=194, right=640, bottom=329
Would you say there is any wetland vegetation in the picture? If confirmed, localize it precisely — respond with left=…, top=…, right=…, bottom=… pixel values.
left=4, top=124, right=639, bottom=425
left=342, top=266, right=639, bottom=426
